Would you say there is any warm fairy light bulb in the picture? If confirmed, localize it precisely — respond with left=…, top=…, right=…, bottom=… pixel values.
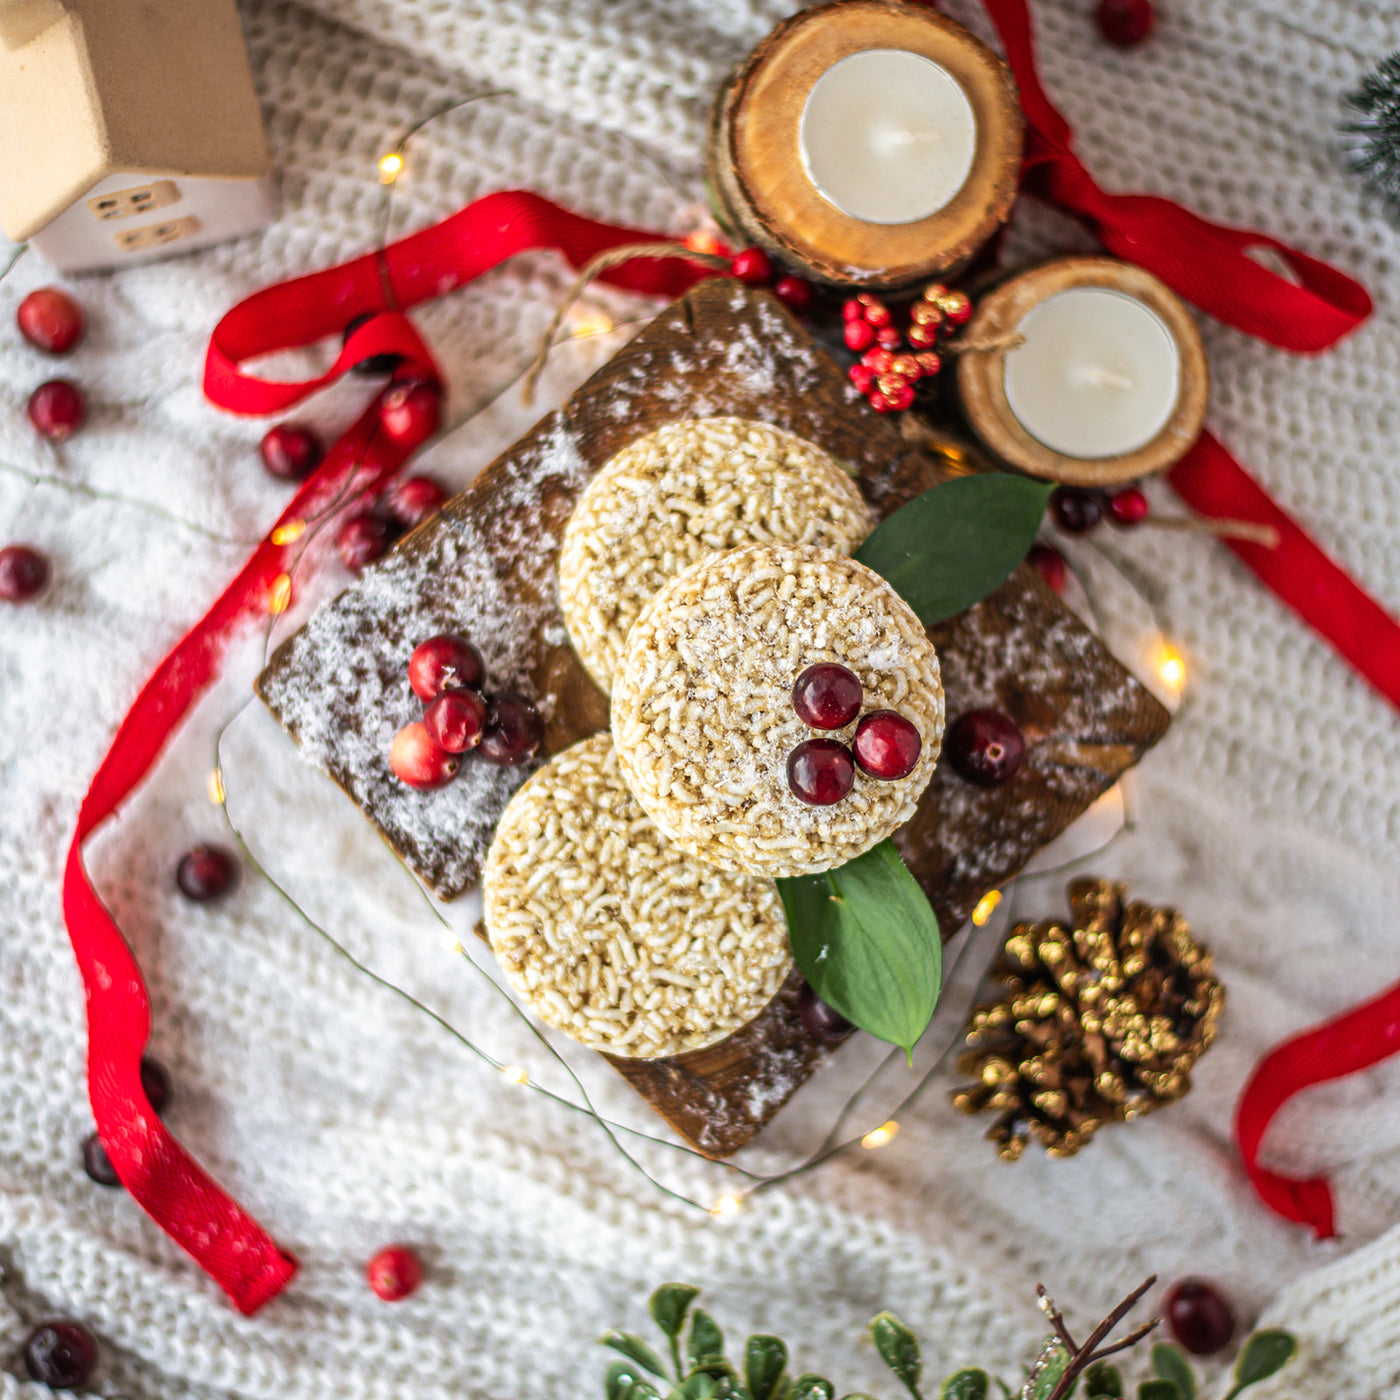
left=207, top=769, right=226, bottom=805
left=271, top=519, right=306, bottom=546
left=709, top=1194, right=741, bottom=1217
left=500, top=1064, right=529, bottom=1086
left=1157, top=644, right=1187, bottom=691
left=379, top=151, right=404, bottom=183
left=971, top=889, right=1002, bottom=927
left=684, top=230, right=724, bottom=256
left=861, top=1120, right=900, bottom=1150
left=570, top=309, right=614, bottom=338
left=268, top=573, right=293, bottom=615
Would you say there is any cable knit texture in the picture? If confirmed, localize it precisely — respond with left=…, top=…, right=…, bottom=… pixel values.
left=2, top=1, right=1399, bottom=1396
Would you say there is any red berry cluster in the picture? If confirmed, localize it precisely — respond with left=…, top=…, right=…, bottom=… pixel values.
left=730, top=246, right=815, bottom=315
left=786, top=662, right=922, bottom=806
left=844, top=284, right=973, bottom=412
left=390, top=634, right=543, bottom=789
left=1050, top=483, right=1149, bottom=535
left=335, top=471, right=449, bottom=574
left=17, top=288, right=88, bottom=440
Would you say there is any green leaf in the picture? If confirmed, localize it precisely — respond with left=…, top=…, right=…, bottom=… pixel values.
left=603, top=1332, right=670, bottom=1379
left=606, top=1360, right=647, bottom=1400
left=651, top=1285, right=703, bottom=1341
left=1083, top=1361, right=1124, bottom=1399
left=1223, top=1331, right=1297, bottom=1398
left=745, top=1336, right=788, bottom=1400
left=778, top=841, right=941, bottom=1056
left=689, top=1311, right=726, bottom=1370
left=938, top=1369, right=989, bottom=1400
left=1137, top=1383, right=1180, bottom=1400
left=994, top=1381, right=1015, bottom=1400
left=870, top=1312, right=922, bottom=1396
left=790, top=1377, right=835, bottom=1400
left=622, top=1383, right=662, bottom=1400
left=1149, top=1345, right=1194, bottom=1400
left=854, top=473, right=1054, bottom=626
left=677, top=1375, right=719, bottom=1400
left=1026, top=1339, right=1072, bottom=1400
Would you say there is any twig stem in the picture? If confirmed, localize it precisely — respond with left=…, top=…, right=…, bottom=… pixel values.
left=1040, top=1275, right=1159, bottom=1400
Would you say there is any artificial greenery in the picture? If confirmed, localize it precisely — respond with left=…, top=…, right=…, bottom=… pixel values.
left=777, top=840, right=942, bottom=1058
left=1344, top=52, right=1400, bottom=223
left=602, top=1282, right=1298, bottom=1400
left=854, top=473, right=1054, bottom=627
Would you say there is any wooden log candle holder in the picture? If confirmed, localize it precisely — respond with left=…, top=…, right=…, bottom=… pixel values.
left=707, top=0, right=1023, bottom=290
left=957, top=256, right=1210, bottom=487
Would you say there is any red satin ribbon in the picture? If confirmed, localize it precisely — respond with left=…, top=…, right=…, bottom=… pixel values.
left=67, top=194, right=710, bottom=1312
left=64, top=8, right=1397, bottom=1305
left=1234, top=979, right=1400, bottom=1238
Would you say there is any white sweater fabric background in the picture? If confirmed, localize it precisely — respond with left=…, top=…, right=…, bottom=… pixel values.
left=2, top=0, right=1400, bottom=1396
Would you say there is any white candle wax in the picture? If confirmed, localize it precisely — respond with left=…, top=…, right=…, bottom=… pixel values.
left=798, top=49, right=977, bottom=226
left=1002, top=287, right=1181, bottom=459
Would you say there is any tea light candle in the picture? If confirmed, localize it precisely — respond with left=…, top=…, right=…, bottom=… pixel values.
left=958, top=258, right=1209, bottom=487
left=708, top=0, right=1022, bottom=290
left=798, top=50, right=978, bottom=226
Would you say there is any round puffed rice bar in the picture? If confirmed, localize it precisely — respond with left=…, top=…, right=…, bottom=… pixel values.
left=611, top=543, right=944, bottom=878
left=557, top=417, right=871, bottom=693
left=482, top=732, right=792, bottom=1059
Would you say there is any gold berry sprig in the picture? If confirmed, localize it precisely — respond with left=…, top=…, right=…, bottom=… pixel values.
left=844, top=284, right=973, bottom=412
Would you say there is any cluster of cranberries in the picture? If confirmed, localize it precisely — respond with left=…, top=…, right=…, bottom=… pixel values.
left=1051, top=483, right=1149, bottom=534
left=785, top=662, right=922, bottom=806
left=844, top=284, right=973, bottom=412
left=17, top=287, right=88, bottom=443
left=729, top=245, right=814, bottom=316
left=390, top=634, right=543, bottom=789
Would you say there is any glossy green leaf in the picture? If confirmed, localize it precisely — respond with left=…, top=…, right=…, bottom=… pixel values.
left=778, top=841, right=941, bottom=1056
left=689, top=1311, right=726, bottom=1370
left=871, top=1312, right=922, bottom=1396
left=651, top=1285, right=703, bottom=1341
left=789, top=1376, right=835, bottom=1400
left=603, top=1332, right=670, bottom=1379
left=745, top=1336, right=788, bottom=1400
left=938, top=1368, right=989, bottom=1400
left=854, top=473, right=1054, bottom=626
left=1027, top=1339, right=1072, bottom=1400
left=1149, top=1345, right=1194, bottom=1400
left=1223, top=1331, right=1297, bottom=1398
left=1083, top=1361, right=1124, bottom=1398
left=622, top=1382, right=662, bottom=1400
left=677, top=1374, right=719, bottom=1400
left=606, top=1359, right=646, bottom=1400
left=1137, top=1382, right=1180, bottom=1400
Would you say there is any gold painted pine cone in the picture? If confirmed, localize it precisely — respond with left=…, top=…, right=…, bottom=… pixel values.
left=951, top=878, right=1224, bottom=1161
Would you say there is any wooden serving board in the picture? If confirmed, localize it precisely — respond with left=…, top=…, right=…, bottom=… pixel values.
left=257, top=280, right=1169, bottom=1158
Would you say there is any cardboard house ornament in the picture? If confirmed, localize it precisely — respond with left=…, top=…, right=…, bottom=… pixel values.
left=0, top=0, right=276, bottom=272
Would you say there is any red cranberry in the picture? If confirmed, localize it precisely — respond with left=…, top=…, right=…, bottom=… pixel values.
left=389, top=721, right=460, bottom=789
left=343, top=311, right=404, bottom=376
left=336, top=512, right=399, bottom=572
left=1050, top=486, right=1103, bottom=534
left=140, top=1056, right=174, bottom=1115
left=28, top=379, right=85, bottom=440
left=424, top=688, right=487, bottom=753
left=24, top=1320, right=99, bottom=1390
left=1027, top=542, right=1067, bottom=593
left=1164, top=1278, right=1235, bottom=1356
left=844, top=319, right=876, bottom=352
left=367, top=1244, right=424, bottom=1301
left=852, top=711, right=922, bottom=780
left=882, top=379, right=915, bottom=412
left=796, top=982, right=855, bottom=1043
left=259, top=424, right=323, bottom=481
left=787, top=738, right=855, bottom=805
left=408, top=634, right=485, bottom=702
left=379, top=379, right=442, bottom=447
left=945, top=709, right=1025, bottom=786
left=388, top=475, right=448, bottom=529
left=82, top=1132, right=122, bottom=1187
left=478, top=693, right=544, bottom=766
left=792, top=662, right=863, bottom=730
left=0, top=544, right=51, bottom=603
left=862, top=300, right=893, bottom=329
left=1097, top=0, right=1155, bottom=47
left=17, top=288, right=85, bottom=354
left=175, top=844, right=239, bottom=901
left=773, top=274, right=813, bottom=314
left=875, top=325, right=902, bottom=350
left=730, top=247, right=773, bottom=284
left=1108, top=485, right=1150, bottom=525
left=849, top=364, right=875, bottom=394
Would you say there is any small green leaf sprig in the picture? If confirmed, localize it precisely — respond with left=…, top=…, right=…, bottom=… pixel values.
left=601, top=1281, right=1298, bottom=1400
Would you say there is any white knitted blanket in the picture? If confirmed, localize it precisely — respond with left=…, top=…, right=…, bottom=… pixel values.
left=3, top=1, right=1400, bottom=1396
